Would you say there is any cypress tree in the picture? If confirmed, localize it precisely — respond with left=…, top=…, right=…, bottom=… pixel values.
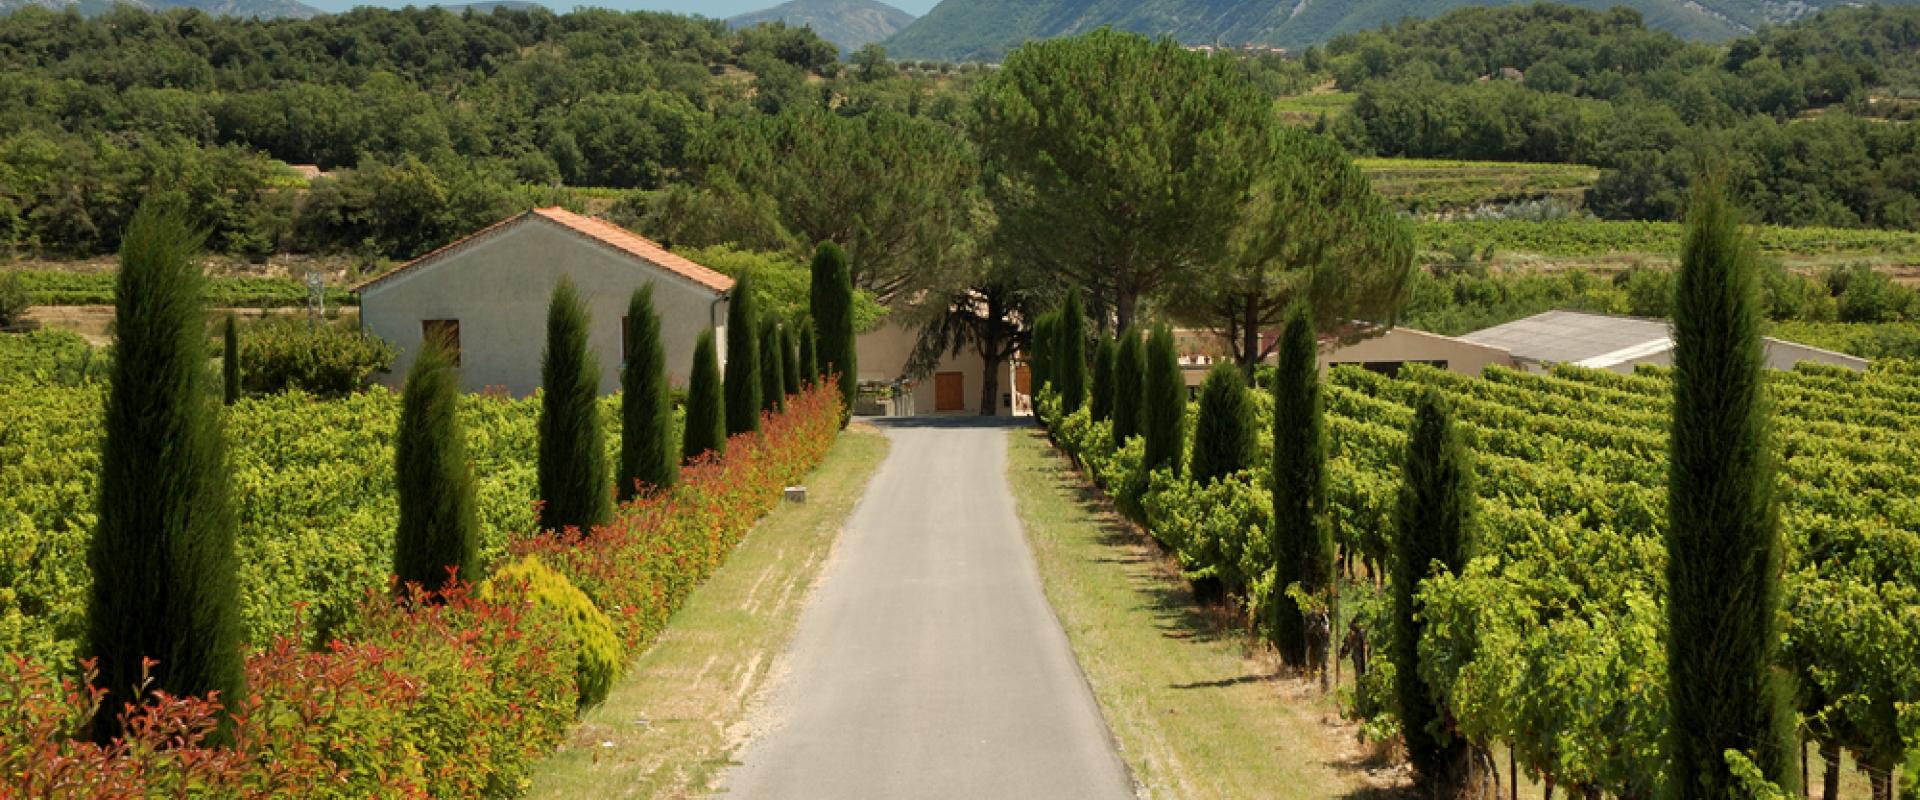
left=725, top=274, right=762, bottom=434
left=1270, top=306, right=1331, bottom=669
left=1090, top=335, right=1116, bottom=423
left=1391, top=389, right=1476, bottom=796
left=1112, top=326, right=1145, bottom=441
left=618, top=285, right=676, bottom=502
left=1056, top=292, right=1088, bottom=414
left=1141, top=324, right=1186, bottom=477
left=780, top=325, right=801, bottom=396
left=759, top=318, right=784, bottom=414
left=1188, top=362, right=1254, bottom=484
left=797, top=319, right=818, bottom=388
left=393, top=335, right=479, bottom=592
left=537, top=278, right=612, bottom=533
left=87, top=197, right=245, bottom=743
left=808, top=242, right=856, bottom=427
left=1030, top=311, right=1057, bottom=403
left=683, top=329, right=726, bottom=462
left=221, top=314, right=240, bottom=406
left=1666, top=178, right=1798, bottom=798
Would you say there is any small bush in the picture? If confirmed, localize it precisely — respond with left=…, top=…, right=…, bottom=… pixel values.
left=0, top=271, right=29, bottom=328
left=239, top=316, right=396, bottom=398
left=480, top=555, right=622, bottom=710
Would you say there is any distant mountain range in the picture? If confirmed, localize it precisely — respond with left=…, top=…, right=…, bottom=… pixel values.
left=729, top=0, right=915, bottom=54
left=0, top=0, right=318, bottom=16
left=883, top=0, right=1920, bottom=61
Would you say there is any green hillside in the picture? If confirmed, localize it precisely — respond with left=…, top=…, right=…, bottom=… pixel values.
left=729, top=0, right=916, bottom=54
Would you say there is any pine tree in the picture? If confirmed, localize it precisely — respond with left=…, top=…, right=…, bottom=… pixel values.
left=538, top=278, right=611, bottom=532
left=1391, top=389, right=1476, bottom=796
left=619, top=285, right=676, bottom=502
left=682, top=329, right=726, bottom=462
left=808, top=242, right=856, bottom=427
left=1112, top=326, right=1145, bottom=442
left=725, top=275, right=762, bottom=435
left=760, top=318, right=786, bottom=413
left=780, top=324, right=801, bottom=396
left=1666, top=177, right=1798, bottom=799
left=221, top=314, right=240, bottom=405
left=1188, top=362, right=1254, bottom=484
left=797, top=318, right=818, bottom=388
left=87, top=197, right=245, bottom=743
left=1055, top=292, right=1088, bottom=414
left=1270, top=306, right=1331, bottom=669
left=1090, top=335, right=1116, bottom=423
left=394, top=335, right=479, bottom=593
left=1141, top=324, right=1186, bottom=477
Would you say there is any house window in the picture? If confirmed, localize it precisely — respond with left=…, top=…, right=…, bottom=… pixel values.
left=422, top=319, right=461, bottom=366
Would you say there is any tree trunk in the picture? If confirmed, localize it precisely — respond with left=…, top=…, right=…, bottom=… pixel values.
left=1116, top=289, right=1139, bottom=334
left=1870, top=766, right=1893, bottom=800
left=1821, top=740, right=1841, bottom=800
left=1802, top=738, right=1811, bottom=799
left=1239, top=293, right=1262, bottom=379
left=1543, top=776, right=1554, bottom=800
left=980, top=351, right=1003, bottom=416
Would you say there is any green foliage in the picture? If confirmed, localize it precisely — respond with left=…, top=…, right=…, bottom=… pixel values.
left=1270, top=308, right=1330, bottom=669
left=0, top=329, right=106, bottom=387
left=759, top=318, right=784, bottom=414
left=1055, top=292, right=1088, bottom=414
left=2, top=269, right=356, bottom=308
left=1188, top=363, right=1255, bottom=486
left=796, top=318, right=818, bottom=388
left=679, top=245, right=888, bottom=332
left=237, top=316, right=396, bottom=399
left=220, top=314, right=239, bottom=406
left=1141, top=324, right=1187, bottom=478
left=1665, top=179, right=1798, bottom=797
left=0, top=271, right=28, bottom=327
left=393, top=336, right=479, bottom=593
left=1768, top=321, right=1920, bottom=361
left=87, top=197, right=245, bottom=743
left=1111, top=326, right=1145, bottom=442
left=725, top=274, right=762, bottom=435
left=682, top=330, right=726, bottom=462
left=1090, top=335, right=1116, bottom=423
left=479, top=555, right=623, bottom=710
left=1391, top=389, right=1477, bottom=794
left=538, top=279, right=611, bottom=533
left=619, top=285, right=677, bottom=502
left=807, top=243, right=856, bottom=428
left=1029, top=311, right=1058, bottom=405
left=779, top=324, right=800, bottom=397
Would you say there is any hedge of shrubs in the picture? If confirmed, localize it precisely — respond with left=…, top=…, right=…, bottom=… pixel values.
left=0, top=381, right=842, bottom=798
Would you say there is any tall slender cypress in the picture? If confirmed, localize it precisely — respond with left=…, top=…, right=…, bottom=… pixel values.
left=1188, top=362, right=1253, bottom=484
left=1391, top=389, right=1476, bottom=796
left=1090, top=335, right=1116, bottom=423
left=619, top=285, right=676, bottom=501
left=725, top=275, right=762, bottom=434
left=221, top=314, right=240, bottom=406
left=808, top=242, right=856, bottom=427
left=1030, top=311, right=1057, bottom=404
left=797, top=319, right=818, bottom=388
left=87, top=198, right=245, bottom=743
left=537, top=278, right=611, bottom=532
left=1270, top=306, right=1331, bottom=669
left=1665, top=178, right=1798, bottom=798
left=683, top=329, right=726, bottom=462
left=759, top=318, right=785, bottom=413
left=1056, top=292, right=1088, bottom=414
left=1141, top=323, right=1186, bottom=477
left=394, top=335, right=479, bottom=592
left=1112, top=326, right=1145, bottom=441
left=780, top=325, right=801, bottom=396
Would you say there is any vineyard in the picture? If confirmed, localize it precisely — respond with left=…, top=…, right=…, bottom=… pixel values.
left=1415, top=219, right=1920, bottom=266
left=0, top=269, right=357, bottom=308
left=1042, top=358, right=1920, bottom=797
left=1358, top=158, right=1598, bottom=214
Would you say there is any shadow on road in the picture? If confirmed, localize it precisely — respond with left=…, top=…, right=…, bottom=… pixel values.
left=863, top=415, right=1038, bottom=430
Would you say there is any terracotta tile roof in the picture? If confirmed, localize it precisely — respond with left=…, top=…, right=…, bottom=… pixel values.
left=352, top=207, right=734, bottom=295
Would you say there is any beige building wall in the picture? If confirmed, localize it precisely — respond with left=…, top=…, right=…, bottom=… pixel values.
left=1321, top=327, right=1516, bottom=376
left=855, top=321, right=1009, bottom=416
left=360, top=221, right=730, bottom=396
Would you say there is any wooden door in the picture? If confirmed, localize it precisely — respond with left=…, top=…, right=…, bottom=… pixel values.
left=934, top=371, right=965, bottom=412
left=1015, top=365, right=1032, bottom=395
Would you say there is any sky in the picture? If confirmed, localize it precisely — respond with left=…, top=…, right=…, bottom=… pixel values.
left=305, top=0, right=942, bottom=17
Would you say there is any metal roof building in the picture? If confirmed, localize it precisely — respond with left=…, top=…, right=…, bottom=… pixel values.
left=1460, top=310, right=1868, bottom=373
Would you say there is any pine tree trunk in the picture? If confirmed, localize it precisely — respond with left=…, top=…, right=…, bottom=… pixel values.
left=1822, top=740, right=1842, bottom=800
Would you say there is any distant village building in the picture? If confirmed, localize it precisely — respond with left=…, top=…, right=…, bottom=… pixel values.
left=855, top=320, right=1011, bottom=416
left=354, top=207, right=734, bottom=395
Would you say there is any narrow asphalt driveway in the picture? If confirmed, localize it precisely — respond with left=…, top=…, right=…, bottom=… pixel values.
left=721, top=418, right=1136, bottom=800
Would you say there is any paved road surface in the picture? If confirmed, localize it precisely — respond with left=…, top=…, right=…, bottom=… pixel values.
left=721, top=419, right=1136, bottom=800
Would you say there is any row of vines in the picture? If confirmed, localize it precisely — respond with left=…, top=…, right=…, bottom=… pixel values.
left=1041, top=358, right=1920, bottom=798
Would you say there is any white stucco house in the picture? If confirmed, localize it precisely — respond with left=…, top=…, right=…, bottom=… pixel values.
left=354, top=207, right=735, bottom=395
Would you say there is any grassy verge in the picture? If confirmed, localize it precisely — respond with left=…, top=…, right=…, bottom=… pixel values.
left=1006, top=428, right=1406, bottom=800
left=525, top=425, right=890, bottom=799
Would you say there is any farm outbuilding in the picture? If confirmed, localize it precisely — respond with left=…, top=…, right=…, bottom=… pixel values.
left=1460, top=310, right=1868, bottom=374
left=354, top=208, right=735, bottom=395
left=1173, top=325, right=1517, bottom=393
